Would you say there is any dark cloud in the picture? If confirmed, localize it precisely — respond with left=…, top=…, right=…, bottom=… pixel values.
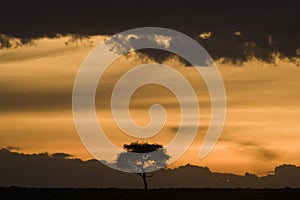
left=51, top=153, right=73, bottom=159
left=63, top=34, right=94, bottom=47
left=234, top=141, right=278, bottom=161
left=0, top=90, right=71, bottom=112
left=0, top=34, right=34, bottom=49
left=1, top=148, right=300, bottom=188
left=0, top=1, right=299, bottom=64
left=105, top=33, right=210, bottom=66
left=169, top=125, right=205, bottom=134
left=0, top=35, right=11, bottom=48
left=3, top=146, right=20, bottom=151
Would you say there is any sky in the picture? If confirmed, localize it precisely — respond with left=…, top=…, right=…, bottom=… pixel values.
left=0, top=35, right=299, bottom=175
left=0, top=1, right=299, bottom=178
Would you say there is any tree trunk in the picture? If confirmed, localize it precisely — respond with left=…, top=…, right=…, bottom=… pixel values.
left=142, top=173, right=148, bottom=190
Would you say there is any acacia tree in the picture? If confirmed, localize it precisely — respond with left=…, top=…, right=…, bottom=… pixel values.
left=116, top=142, right=170, bottom=190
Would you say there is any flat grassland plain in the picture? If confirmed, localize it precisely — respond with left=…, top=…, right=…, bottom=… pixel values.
left=1, top=187, right=300, bottom=200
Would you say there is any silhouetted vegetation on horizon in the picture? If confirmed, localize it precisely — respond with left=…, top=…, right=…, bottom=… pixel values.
left=1, top=148, right=300, bottom=188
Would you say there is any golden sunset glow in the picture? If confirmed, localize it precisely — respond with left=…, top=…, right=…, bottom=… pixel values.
left=0, top=36, right=299, bottom=176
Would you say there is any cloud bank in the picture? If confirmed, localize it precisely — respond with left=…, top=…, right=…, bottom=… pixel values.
left=0, top=1, right=299, bottom=64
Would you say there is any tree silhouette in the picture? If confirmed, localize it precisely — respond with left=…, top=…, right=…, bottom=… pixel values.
left=116, top=142, right=170, bottom=190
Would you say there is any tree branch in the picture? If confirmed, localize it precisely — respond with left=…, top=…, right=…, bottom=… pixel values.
left=146, top=173, right=154, bottom=178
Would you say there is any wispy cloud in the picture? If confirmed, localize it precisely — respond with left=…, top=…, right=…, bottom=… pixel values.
left=233, top=141, right=278, bottom=161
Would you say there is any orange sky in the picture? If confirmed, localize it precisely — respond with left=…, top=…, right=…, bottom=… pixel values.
left=0, top=35, right=299, bottom=175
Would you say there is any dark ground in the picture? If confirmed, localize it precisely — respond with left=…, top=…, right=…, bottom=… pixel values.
left=0, top=187, right=299, bottom=200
